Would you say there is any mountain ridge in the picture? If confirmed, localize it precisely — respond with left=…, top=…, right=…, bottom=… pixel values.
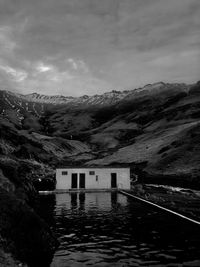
left=1, top=80, right=199, bottom=182
left=0, top=81, right=190, bottom=106
left=0, top=81, right=191, bottom=129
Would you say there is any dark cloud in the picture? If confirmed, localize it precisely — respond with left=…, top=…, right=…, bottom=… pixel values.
left=0, top=0, right=199, bottom=96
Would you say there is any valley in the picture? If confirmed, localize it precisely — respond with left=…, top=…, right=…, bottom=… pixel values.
left=1, top=80, right=200, bottom=265
left=1, top=81, right=200, bottom=189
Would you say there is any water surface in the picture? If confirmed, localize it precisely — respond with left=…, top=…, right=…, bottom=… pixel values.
left=39, top=192, right=200, bottom=266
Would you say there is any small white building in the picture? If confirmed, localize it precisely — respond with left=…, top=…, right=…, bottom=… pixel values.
left=56, top=167, right=130, bottom=190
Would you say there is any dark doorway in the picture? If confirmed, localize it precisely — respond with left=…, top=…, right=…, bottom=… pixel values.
left=79, top=173, right=86, bottom=189
left=111, top=173, right=117, bottom=188
left=71, top=173, right=78, bottom=189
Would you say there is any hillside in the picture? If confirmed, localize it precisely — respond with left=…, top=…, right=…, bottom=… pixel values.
left=1, top=80, right=200, bottom=264
left=1, top=81, right=200, bottom=188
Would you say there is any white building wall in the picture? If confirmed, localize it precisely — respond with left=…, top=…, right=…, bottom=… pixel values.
left=56, top=168, right=130, bottom=190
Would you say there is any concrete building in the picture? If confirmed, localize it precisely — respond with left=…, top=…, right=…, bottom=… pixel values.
left=56, top=167, right=130, bottom=190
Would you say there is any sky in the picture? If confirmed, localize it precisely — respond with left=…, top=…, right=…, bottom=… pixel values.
left=0, top=0, right=199, bottom=97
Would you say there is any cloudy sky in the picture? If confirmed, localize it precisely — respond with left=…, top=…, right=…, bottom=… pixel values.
left=0, top=0, right=199, bottom=96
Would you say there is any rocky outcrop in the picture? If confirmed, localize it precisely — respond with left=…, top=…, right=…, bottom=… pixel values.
left=0, top=187, right=58, bottom=267
left=0, top=242, right=26, bottom=267
left=0, top=158, right=58, bottom=266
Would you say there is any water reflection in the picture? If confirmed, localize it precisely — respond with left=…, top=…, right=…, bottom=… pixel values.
left=71, top=192, right=77, bottom=209
left=79, top=193, right=85, bottom=211
left=38, top=192, right=200, bottom=267
left=111, top=191, right=117, bottom=208
left=55, top=192, right=125, bottom=213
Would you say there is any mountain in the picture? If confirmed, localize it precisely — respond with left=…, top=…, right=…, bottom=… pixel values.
left=1, top=80, right=200, bottom=265
left=1, top=81, right=199, bottom=178
left=0, top=82, right=190, bottom=127
left=19, top=90, right=131, bottom=105
left=0, top=88, right=132, bottom=108
left=27, top=80, right=200, bottom=189
left=1, top=81, right=189, bottom=108
left=1, top=80, right=200, bottom=188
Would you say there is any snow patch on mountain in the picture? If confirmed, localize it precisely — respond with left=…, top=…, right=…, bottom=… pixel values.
left=0, top=82, right=190, bottom=110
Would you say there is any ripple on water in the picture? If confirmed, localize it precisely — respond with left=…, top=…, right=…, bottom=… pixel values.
left=38, top=192, right=200, bottom=266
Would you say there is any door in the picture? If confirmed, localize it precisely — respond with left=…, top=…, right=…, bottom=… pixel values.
left=71, top=173, right=78, bottom=189
left=79, top=173, right=86, bottom=189
left=111, top=173, right=117, bottom=188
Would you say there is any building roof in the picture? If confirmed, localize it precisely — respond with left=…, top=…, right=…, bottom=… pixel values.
left=56, top=166, right=130, bottom=169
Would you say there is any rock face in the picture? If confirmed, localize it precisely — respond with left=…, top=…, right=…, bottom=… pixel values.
left=0, top=80, right=200, bottom=264
left=0, top=158, right=58, bottom=266
left=0, top=188, right=58, bottom=267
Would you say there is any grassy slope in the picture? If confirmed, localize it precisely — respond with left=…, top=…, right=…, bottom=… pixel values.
left=2, top=81, right=200, bottom=188
left=84, top=83, right=200, bottom=187
left=43, top=81, right=200, bottom=188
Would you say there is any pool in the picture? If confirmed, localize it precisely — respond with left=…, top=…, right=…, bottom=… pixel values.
left=38, top=192, right=200, bottom=266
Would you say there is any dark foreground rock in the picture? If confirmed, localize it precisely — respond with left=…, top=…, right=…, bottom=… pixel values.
left=0, top=159, right=58, bottom=267
left=0, top=187, right=58, bottom=267
left=0, top=242, right=27, bottom=267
